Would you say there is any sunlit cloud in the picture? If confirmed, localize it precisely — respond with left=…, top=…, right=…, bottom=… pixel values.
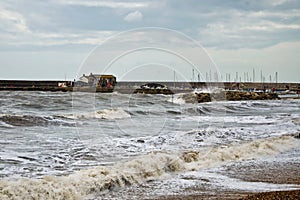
left=0, top=6, right=29, bottom=33
left=56, top=0, right=149, bottom=9
left=124, top=10, right=143, bottom=22
left=0, top=30, right=116, bottom=47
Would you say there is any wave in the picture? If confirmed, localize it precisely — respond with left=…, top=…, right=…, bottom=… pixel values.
left=96, top=108, right=131, bottom=119
left=177, top=99, right=297, bottom=116
left=62, top=108, right=131, bottom=120
left=166, top=110, right=182, bottom=115
left=0, top=121, right=14, bottom=128
left=0, top=114, right=75, bottom=127
left=293, top=119, right=300, bottom=125
left=0, top=134, right=298, bottom=199
left=168, top=94, right=187, bottom=105
left=183, top=115, right=279, bottom=124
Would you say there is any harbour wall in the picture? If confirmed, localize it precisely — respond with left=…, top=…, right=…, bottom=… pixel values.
left=0, top=80, right=299, bottom=92
left=116, top=81, right=300, bottom=92
left=0, top=80, right=73, bottom=92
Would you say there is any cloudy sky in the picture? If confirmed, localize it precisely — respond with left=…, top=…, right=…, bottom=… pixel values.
left=0, top=0, right=299, bottom=82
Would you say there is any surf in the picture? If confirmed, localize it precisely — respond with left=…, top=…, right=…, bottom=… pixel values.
left=1, top=134, right=298, bottom=199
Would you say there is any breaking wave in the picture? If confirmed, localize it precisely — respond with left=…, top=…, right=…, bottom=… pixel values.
left=169, top=94, right=186, bottom=105
left=62, top=108, right=131, bottom=120
left=1, top=134, right=298, bottom=199
left=0, top=114, right=75, bottom=127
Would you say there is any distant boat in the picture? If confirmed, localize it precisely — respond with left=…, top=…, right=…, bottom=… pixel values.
left=133, top=83, right=174, bottom=95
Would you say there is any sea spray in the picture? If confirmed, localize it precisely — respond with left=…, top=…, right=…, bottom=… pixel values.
left=0, top=153, right=185, bottom=200
left=61, top=108, right=131, bottom=120
left=96, top=108, right=131, bottom=120
left=187, top=134, right=299, bottom=170
left=1, top=134, right=299, bottom=199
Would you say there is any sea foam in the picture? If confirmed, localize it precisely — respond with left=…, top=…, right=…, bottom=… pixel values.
left=0, top=134, right=298, bottom=199
left=62, top=108, right=131, bottom=120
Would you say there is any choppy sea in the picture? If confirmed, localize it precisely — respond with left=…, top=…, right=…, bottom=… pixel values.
left=0, top=91, right=299, bottom=199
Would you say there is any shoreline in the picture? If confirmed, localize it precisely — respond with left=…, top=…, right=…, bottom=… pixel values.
left=152, top=190, right=300, bottom=200
left=151, top=141, right=300, bottom=200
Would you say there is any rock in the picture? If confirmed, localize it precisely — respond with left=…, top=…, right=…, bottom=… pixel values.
left=182, top=93, right=198, bottom=103
left=197, top=93, right=211, bottom=103
left=137, top=139, right=145, bottom=143
left=225, top=91, right=280, bottom=101
left=181, top=91, right=280, bottom=103
left=294, top=132, right=300, bottom=139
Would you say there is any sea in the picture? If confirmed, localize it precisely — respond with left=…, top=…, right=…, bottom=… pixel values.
left=0, top=90, right=299, bottom=199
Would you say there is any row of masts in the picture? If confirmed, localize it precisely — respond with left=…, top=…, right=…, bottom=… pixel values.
left=190, top=69, right=278, bottom=83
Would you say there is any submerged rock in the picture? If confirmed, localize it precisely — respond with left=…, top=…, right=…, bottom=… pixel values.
left=182, top=91, right=280, bottom=103
left=294, top=132, right=300, bottom=139
left=225, top=91, right=280, bottom=101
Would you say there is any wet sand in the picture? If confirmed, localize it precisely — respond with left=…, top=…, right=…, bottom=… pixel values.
left=152, top=151, right=300, bottom=200
left=153, top=188, right=300, bottom=200
left=154, top=190, right=300, bottom=199
left=242, top=190, right=300, bottom=200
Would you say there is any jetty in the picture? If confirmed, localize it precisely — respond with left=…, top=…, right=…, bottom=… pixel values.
left=0, top=74, right=116, bottom=93
left=115, top=81, right=300, bottom=94
left=0, top=80, right=73, bottom=92
left=0, top=79, right=299, bottom=95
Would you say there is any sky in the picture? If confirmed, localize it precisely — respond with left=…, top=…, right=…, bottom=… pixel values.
left=0, top=0, right=299, bottom=82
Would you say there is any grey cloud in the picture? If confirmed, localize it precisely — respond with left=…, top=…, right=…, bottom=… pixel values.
left=0, top=0, right=300, bottom=50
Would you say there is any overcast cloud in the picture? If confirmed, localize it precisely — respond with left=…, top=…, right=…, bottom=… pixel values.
left=0, top=0, right=299, bottom=81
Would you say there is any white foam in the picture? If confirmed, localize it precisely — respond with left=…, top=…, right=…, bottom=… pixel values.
left=62, top=108, right=131, bottom=120
left=0, top=135, right=298, bottom=199
left=0, top=152, right=184, bottom=199
left=95, top=108, right=131, bottom=119
left=0, top=121, right=14, bottom=128
left=182, top=115, right=278, bottom=124
left=187, top=135, right=299, bottom=170
left=169, top=94, right=186, bottom=105
left=193, top=88, right=224, bottom=94
left=182, top=171, right=300, bottom=192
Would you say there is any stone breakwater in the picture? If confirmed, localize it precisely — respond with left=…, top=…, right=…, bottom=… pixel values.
left=182, top=91, right=280, bottom=103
